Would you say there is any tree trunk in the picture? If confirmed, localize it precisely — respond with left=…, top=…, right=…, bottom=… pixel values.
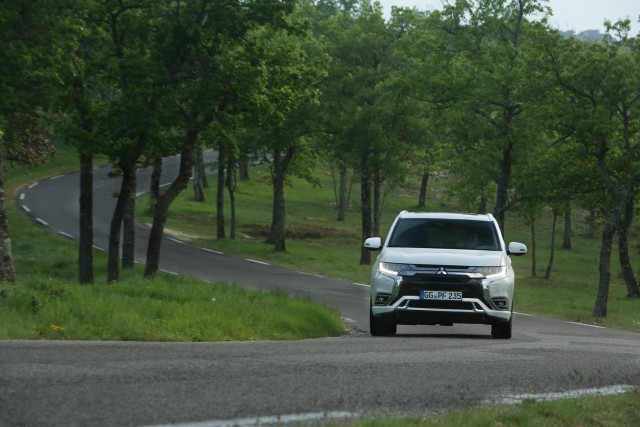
left=149, top=157, right=162, bottom=214
left=530, top=219, right=536, bottom=278
left=593, top=221, right=616, bottom=318
left=144, top=134, right=197, bottom=278
left=216, top=140, right=226, bottom=239
left=493, top=142, right=513, bottom=237
left=360, top=154, right=372, bottom=265
left=478, top=195, right=488, bottom=215
left=198, top=148, right=208, bottom=188
left=227, top=151, right=237, bottom=240
left=78, top=152, right=94, bottom=284
left=618, top=195, right=639, bottom=297
left=0, top=135, right=16, bottom=282
left=418, top=172, right=429, bottom=208
left=107, top=162, right=136, bottom=283
left=562, top=200, right=572, bottom=249
left=336, top=162, right=348, bottom=222
left=267, top=147, right=295, bottom=252
left=239, top=157, right=249, bottom=181
left=192, top=148, right=205, bottom=202
left=373, top=169, right=382, bottom=237
left=122, top=172, right=136, bottom=270
left=544, top=210, right=557, bottom=280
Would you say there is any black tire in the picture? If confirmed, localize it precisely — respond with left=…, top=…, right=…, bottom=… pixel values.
left=491, top=314, right=512, bottom=339
left=370, top=303, right=397, bottom=336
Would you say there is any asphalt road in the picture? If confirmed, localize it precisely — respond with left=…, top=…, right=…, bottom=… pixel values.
left=3, top=157, right=640, bottom=427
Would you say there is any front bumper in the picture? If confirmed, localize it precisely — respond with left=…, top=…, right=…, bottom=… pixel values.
left=371, top=272, right=512, bottom=325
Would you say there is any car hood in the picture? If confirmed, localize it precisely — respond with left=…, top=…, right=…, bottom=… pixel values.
left=381, top=247, right=506, bottom=267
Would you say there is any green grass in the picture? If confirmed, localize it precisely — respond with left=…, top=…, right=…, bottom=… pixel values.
left=327, top=389, right=640, bottom=426
left=137, top=162, right=640, bottom=333
left=0, top=272, right=345, bottom=341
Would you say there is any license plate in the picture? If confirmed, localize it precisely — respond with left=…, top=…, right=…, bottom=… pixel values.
left=420, top=290, right=463, bottom=301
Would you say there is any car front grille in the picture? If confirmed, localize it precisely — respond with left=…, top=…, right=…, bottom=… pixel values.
left=397, top=273, right=483, bottom=299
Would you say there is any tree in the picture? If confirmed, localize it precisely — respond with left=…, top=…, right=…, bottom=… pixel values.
left=318, top=1, right=427, bottom=264
left=541, top=21, right=640, bottom=316
left=432, top=0, right=551, bottom=236
left=144, top=0, right=298, bottom=276
left=239, top=10, right=329, bottom=252
left=0, top=0, right=77, bottom=282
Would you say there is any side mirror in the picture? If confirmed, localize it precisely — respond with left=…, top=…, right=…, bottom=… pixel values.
left=364, top=237, right=382, bottom=251
left=508, top=242, right=528, bottom=256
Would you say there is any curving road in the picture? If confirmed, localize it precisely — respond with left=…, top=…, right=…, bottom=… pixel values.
left=2, top=157, right=640, bottom=427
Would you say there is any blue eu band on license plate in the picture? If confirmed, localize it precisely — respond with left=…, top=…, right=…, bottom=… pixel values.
left=420, top=290, right=463, bottom=301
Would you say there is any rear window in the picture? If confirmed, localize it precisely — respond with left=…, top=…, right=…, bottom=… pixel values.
left=387, top=218, right=500, bottom=250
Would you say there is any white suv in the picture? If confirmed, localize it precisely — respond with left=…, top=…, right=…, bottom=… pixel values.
left=364, top=211, right=527, bottom=338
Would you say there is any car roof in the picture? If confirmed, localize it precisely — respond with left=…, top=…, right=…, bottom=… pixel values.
left=395, top=211, right=495, bottom=222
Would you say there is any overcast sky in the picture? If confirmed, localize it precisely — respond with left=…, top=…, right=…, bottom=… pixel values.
left=378, top=0, right=640, bottom=34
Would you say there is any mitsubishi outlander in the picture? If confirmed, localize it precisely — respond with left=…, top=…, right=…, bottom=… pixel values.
left=364, top=212, right=527, bottom=338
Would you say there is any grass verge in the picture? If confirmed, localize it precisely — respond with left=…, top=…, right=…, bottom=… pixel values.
left=0, top=272, right=345, bottom=341
left=328, top=389, right=640, bottom=426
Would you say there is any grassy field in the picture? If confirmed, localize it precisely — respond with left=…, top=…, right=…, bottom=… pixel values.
left=136, top=160, right=640, bottom=332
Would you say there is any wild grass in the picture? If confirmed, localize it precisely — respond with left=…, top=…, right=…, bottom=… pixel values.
left=0, top=273, right=345, bottom=341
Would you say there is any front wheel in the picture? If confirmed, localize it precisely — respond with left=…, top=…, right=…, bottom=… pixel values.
left=491, top=314, right=512, bottom=339
left=370, top=304, right=397, bottom=336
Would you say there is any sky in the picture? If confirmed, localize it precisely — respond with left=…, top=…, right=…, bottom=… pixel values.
left=378, top=0, right=640, bottom=34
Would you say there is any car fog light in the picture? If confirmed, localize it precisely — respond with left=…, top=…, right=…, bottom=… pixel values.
left=375, top=294, right=391, bottom=305
left=492, top=298, right=509, bottom=310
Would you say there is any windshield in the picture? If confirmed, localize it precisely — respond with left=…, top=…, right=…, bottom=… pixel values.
left=387, top=218, right=500, bottom=251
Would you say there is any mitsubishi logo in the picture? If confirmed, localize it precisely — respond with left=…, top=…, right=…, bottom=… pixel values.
left=436, top=267, right=448, bottom=275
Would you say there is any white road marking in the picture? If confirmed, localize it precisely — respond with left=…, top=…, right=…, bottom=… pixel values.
left=246, top=259, right=270, bottom=266
left=19, top=193, right=25, bottom=200
left=27, top=182, right=38, bottom=189
left=353, top=282, right=369, bottom=287
left=22, top=205, right=31, bottom=213
left=167, top=237, right=183, bottom=244
left=296, top=271, right=324, bottom=278
left=568, top=321, right=606, bottom=329
left=58, top=231, right=74, bottom=238
left=35, top=218, right=48, bottom=226
left=496, top=384, right=635, bottom=405
left=49, top=175, right=64, bottom=180
left=140, top=411, right=358, bottom=427
left=202, top=248, right=224, bottom=255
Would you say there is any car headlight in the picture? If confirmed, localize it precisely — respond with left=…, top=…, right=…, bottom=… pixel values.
left=472, top=266, right=508, bottom=278
left=378, top=262, right=410, bottom=276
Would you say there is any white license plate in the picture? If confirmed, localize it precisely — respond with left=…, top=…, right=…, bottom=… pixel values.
left=420, top=290, right=463, bottom=301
